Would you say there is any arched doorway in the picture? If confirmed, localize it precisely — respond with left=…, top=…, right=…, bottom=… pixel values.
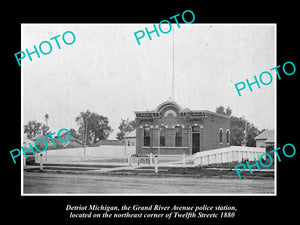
left=192, top=125, right=201, bottom=154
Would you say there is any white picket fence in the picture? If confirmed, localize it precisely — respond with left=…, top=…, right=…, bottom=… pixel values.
left=193, top=146, right=265, bottom=166
left=128, top=153, right=192, bottom=166
left=34, top=145, right=266, bottom=167
left=35, top=145, right=136, bottom=164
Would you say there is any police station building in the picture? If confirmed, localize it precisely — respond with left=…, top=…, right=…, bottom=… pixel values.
left=134, top=100, right=231, bottom=155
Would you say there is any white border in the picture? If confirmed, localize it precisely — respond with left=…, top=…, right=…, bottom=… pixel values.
left=21, top=23, right=277, bottom=196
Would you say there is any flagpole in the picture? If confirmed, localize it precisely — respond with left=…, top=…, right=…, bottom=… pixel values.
left=172, top=28, right=175, bottom=100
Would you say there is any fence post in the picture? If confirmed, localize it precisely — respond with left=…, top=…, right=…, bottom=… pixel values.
left=150, top=153, right=153, bottom=166
left=24, top=154, right=26, bottom=168
left=39, top=153, right=43, bottom=171
left=183, top=153, right=186, bottom=165
left=154, top=156, right=158, bottom=173
left=128, top=155, right=131, bottom=166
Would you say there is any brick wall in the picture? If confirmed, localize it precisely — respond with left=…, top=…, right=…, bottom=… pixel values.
left=135, top=106, right=230, bottom=155
left=141, top=147, right=189, bottom=155
left=202, top=114, right=230, bottom=151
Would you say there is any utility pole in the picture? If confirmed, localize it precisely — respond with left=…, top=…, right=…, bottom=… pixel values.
left=124, top=118, right=130, bottom=163
left=83, top=120, right=88, bottom=161
left=242, top=120, right=247, bottom=146
left=124, top=131, right=127, bottom=162
left=44, top=113, right=49, bottom=161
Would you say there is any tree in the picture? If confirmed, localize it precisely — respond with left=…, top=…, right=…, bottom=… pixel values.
left=216, top=105, right=232, bottom=116
left=230, top=124, right=245, bottom=146
left=230, top=116, right=247, bottom=146
left=230, top=116, right=260, bottom=147
left=216, top=105, right=225, bottom=115
left=116, top=118, right=136, bottom=140
left=41, top=124, right=50, bottom=136
left=24, top=120, right=42, bottom=139
left=75, top=110, right=113, bottom=145
left=215, top=106, right=260, bottom=146
left=76, top=110, right=91, bottom=145
left=246, top=123, right=260, bottom=147
left=24, top=114, right=52, bottom=140
left=69, top=128, right=78, bottom=137
left=44, top=113, right=49, bottom=125
left=225, top=107, right=232, bottom=117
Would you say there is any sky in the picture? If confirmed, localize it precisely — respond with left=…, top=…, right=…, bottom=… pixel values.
left=22, top=24, right=276, bottom=139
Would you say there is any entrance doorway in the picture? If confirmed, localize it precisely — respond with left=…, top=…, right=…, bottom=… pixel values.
left=192, top=133, right=200, bottom=154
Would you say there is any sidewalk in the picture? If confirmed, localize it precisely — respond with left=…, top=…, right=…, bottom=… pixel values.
left=24, top=162, right=274, bottom=176
left=24, top=164, right=139, bottom=173
left=24, top=162, right=191, bottom=172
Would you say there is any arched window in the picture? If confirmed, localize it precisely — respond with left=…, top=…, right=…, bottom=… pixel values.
left=175, top=126, right=182, bottom=147
left=226, top=129, right=230, bottom=144
left=143, top=126, right=150, bottom=146
left=219, top=128, right=223, bottom=144
left=192, top=126, right=200, bottom=132
left=160, top=126, right=165, bottom=147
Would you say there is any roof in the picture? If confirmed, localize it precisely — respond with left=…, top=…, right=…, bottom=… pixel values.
left=155, top=100, right=183, bottom=112
left=23, top=136, right=35, bottom=149
left=203, top=110, right=230, bottom=119
left=31, top=134, right=47, bottom=141
left=135, top=99, right=230, bottom=119
left=126, top=129, right=136, bottom=138
left=23, top=136, right=33, bottom=143
left=254, top=129, right=274, bottom=143
left=69, top=138, right=84, bottom=144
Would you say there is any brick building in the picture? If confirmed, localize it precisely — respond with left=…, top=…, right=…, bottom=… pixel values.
left=134, top=100, right=230, bottom=155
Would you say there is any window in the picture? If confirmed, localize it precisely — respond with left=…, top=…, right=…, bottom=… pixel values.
left=192, top=126, right=200, bottom=132
left=175, top=126, right=182, bottom=147
left=132, top=142, right=135, bottom=146
left=128, top=140, right=130, bottom=146
left=160, top=126, right=165, bottom=147
left=226, top=130, right=230, bottom=144
left=219, top=128, right=223, bottom=144
left=143, top=127, right=150, bottom=146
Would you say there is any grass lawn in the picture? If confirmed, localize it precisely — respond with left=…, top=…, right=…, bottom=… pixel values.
left=201, top=161, right=274, bottom=169
left=165, top=167, right=274, bottom=179
left=117, top=165, right=274, bottom=179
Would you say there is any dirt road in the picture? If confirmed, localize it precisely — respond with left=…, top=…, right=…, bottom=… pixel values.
left=23, top=171, right=274, bottom=194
